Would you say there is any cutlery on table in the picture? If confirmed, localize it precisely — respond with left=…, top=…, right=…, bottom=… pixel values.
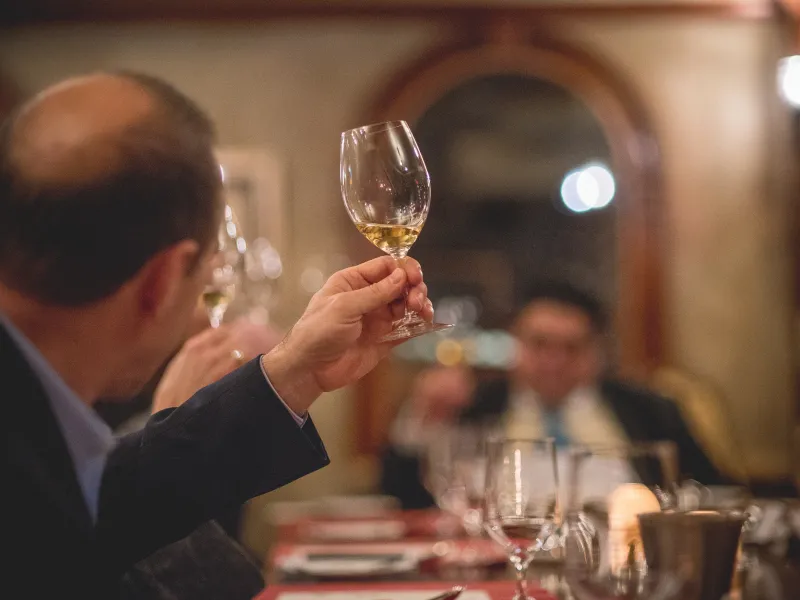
left=426, top=585, right=465, bottom=600
left=377, top=584, right=465, bottom=600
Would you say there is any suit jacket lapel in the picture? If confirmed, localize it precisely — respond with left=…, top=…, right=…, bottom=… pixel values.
left=2, top=324, right=94, bottom=532
left=601, top=381, right=649, bottom=443
left=600, top=381, right=666, bottom=487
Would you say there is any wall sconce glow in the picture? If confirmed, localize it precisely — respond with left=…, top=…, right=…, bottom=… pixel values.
left=561, top=161, right=615, bottom=213
left=778, top=55, right=800, bottom=108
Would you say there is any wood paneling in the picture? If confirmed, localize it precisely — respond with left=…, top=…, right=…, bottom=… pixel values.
left=0, top=0, right=774, bottom=26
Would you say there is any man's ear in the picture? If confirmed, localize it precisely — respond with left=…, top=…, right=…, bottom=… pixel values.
left=137, top=240, right=202, bottom=319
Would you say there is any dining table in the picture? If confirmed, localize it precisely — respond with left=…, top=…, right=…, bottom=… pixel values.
left=256, top=505, right=800, bottom=600
left=258, top=509, right=563, bottom=600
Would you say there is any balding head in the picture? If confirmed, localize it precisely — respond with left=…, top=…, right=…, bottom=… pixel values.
left=8, top=74, right=156, bottom=188
left=0, top=72, right=221, bottom=305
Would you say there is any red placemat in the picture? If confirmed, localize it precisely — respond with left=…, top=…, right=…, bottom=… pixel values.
left=278, top=510, right=462, bottom=544
left=268, top=539, right=507, bottom=570
left=255, top=580, right=555, bottom=600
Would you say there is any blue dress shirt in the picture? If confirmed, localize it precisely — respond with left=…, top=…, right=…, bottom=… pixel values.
left=1, top=313, right=114, bottom=521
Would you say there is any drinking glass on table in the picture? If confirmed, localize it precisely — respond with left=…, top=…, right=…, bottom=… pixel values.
left=340, top=120, right=453, bottom=341
left=202, top=205, right=245, bottom=328
left=423, top=425, right=490, bottom=563
left=483, top=438, right=559, bottom=600
left=563, top=442, right=684, bottom=599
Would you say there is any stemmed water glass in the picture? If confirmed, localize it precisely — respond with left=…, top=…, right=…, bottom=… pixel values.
left=340, top=120, right=453, bottom=341
left=483, top=438, right=560, bottom=600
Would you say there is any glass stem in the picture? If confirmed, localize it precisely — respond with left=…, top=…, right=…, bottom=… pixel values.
left=398, top=287, right=413, bottom=323
left=208, top=307, right=223, bottom=329
left=514, top=563, right=529, bottom=600
left=393, top=255, right=415, bottom=324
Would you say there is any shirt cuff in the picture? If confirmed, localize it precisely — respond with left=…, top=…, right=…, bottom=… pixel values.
left=259, top=355, right=308, bottom=427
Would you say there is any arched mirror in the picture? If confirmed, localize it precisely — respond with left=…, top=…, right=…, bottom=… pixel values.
left=412, top=73, right=617, bottom=330
left=346, top=35, right=664, bottom=455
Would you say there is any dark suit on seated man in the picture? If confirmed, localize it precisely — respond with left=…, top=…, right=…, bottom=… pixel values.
left=381, top=283, right=724, bottom=509
left=1, top=72, right=434, bottom=598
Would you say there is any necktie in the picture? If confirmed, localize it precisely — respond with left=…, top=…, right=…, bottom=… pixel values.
left=542, top=408, right=570, bottom=448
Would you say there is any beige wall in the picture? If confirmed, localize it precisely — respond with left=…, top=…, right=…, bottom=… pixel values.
left=0, top=17, right=794, bottom=487
left=560, top=17, right=796, bottom=476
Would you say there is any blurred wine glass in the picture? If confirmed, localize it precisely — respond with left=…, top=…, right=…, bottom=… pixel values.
left=242, top=236, right=283, bottom=325
left=202, top=205, right=245, bottom=328
left=483, top=438, right=559, bottom=600
left=563, top=442, right=684, bottom=600
left=423, top=425, right=489, bottom=556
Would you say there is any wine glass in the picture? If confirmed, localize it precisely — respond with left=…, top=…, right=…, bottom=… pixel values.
left=423, top=425, right=490, bottom=565
left=483, top=438, right=559, bottom=600
left=563, top=443, right=681, bottom=598
left=340, top=120, right=454, bottom=341
left=202, top=205, right=245, bottom=328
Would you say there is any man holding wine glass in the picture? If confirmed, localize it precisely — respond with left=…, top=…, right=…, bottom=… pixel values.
left=0, top=72, right=434, bottom=597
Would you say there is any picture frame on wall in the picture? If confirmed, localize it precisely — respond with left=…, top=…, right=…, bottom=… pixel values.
left=215, top=146, right=288, bottom=256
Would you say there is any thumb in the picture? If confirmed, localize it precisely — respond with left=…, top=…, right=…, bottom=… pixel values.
left=339, top=267, right=406, bottom=319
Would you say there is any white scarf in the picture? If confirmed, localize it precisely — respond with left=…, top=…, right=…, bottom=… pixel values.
left=504, top=385, right=630, bottom=449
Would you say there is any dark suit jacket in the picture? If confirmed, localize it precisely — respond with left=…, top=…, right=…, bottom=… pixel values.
left=3, top=323, right=329, bottom=598
left=119, top=521, right=265, bottom=600
left=380, top=378, right=724, bottom=509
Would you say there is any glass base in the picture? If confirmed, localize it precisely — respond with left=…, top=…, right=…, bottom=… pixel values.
left=379, top=319, right=454, bottom=342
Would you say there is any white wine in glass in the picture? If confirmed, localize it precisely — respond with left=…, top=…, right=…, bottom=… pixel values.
left=340, top=120, right=453, bottom=342
left=484, top=438, right=560, bottom=600
left=202, top=271, right=235, bottom=329
left=202, top=205, right=244, bottom=328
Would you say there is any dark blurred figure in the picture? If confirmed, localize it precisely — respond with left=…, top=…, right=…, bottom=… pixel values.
left=381, top=282, right=725, bottom=509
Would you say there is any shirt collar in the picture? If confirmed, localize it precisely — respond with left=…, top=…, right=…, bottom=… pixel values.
left=0, top=311, right=114, bottom=520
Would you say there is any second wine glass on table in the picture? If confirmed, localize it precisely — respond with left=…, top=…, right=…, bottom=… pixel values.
left=340, top=120, right=453, bottom=341
left=483, top=438, right=560, bottom=600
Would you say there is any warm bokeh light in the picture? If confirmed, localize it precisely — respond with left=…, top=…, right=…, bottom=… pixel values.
left=435, top=338, right=465, bottom=366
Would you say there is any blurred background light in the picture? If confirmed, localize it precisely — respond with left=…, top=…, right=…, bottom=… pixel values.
left=560, top=161, right=615, bottom=213
left=778, top=55, right=800, bottom=108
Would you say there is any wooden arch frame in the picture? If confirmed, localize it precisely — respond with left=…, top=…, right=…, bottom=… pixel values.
left=352, top=26, right=666, bottom=454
